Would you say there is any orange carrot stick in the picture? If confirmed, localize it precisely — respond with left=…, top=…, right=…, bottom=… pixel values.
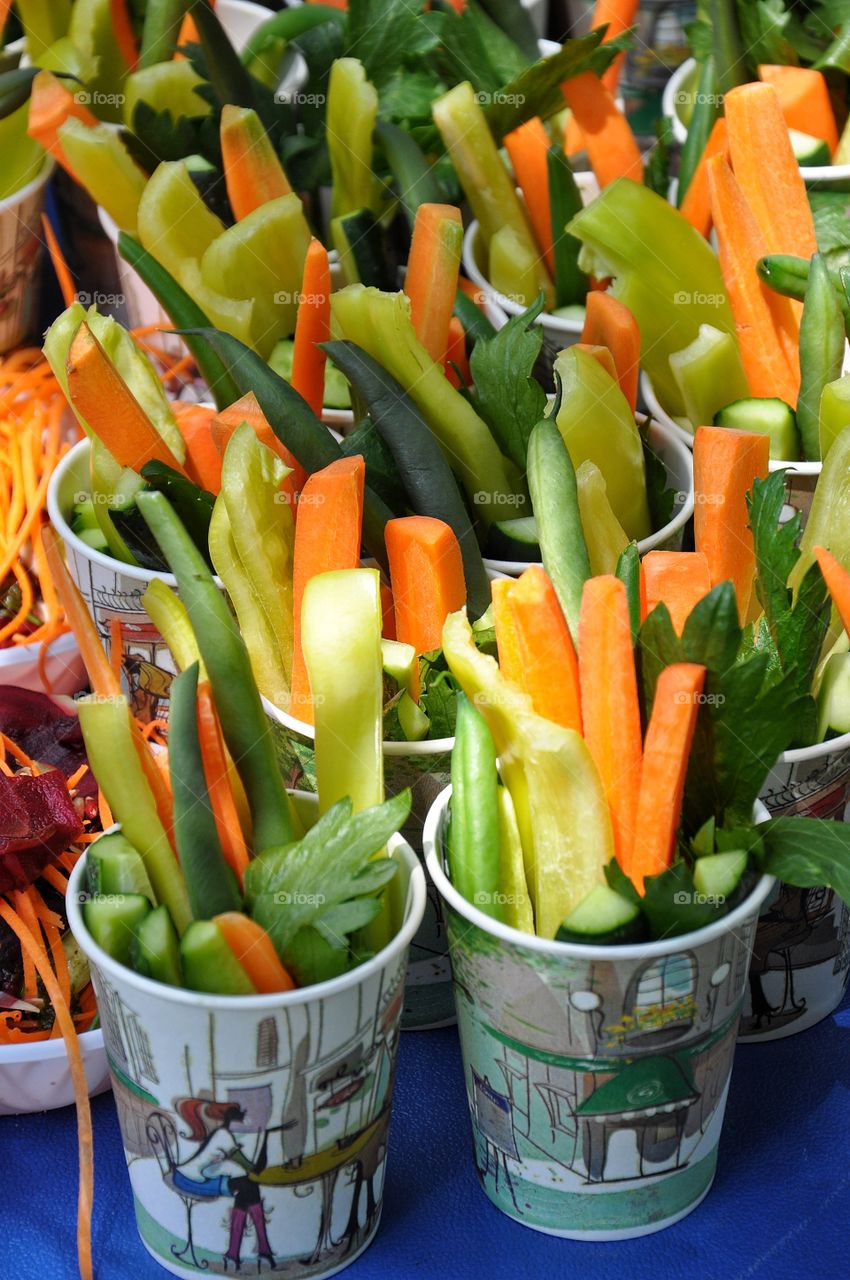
left=66, top=323, right=188, bottom=476
left=291, top=239, right=331, bottom=418
left=42, top=526, right=122, bottom=699
left=174, top=403, right=221, bottom=492
left=214, top=912, right=295, bottom=992
left=631, top=662, right=706, bottom=889
left=504, top=118, right=555, bottom=272
left=759, top=64, right=839, bottom=152
left=27, top=71, right=98, bottom=174
left=445, top=315, right=470, bottom=388
left=679, top=116, right=728, bottom=240
left=405, top=204, right=464, bottom=365
left=212, top=391, right=305, bottom=501
left=289, top=456, right=365, bottom=722
left=220, top=103, right=291, bottom=220
left=491, top=578, right=524, bottom=686
left=561, top=71, right=643, bottom=187
left=578, top=575, right=642, bottom=872
left=509, top=565, right=582, bottom=733
left=693, top=425, right=770, bottom=625
left=813, top=547, right=850, bottom=636
left=197, top=680, right=250, bottom=882
left=642, top=550, right=713, bottom=634
left=41, top=214, right=77, bottom=308
left=110, top=0, right=139, bottom=70
left=589, top=0, right=640, bottom=95
left=580, top=290, right=640, bottom=410
left=386, top=516, right=467, bottom=660
left=573, top=342, right=618, bottom=380
left=175, top=0, right=216, bottom=59
left=705, top=155, right=800, bottom=405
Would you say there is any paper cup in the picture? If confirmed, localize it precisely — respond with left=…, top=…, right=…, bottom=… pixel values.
left=739, top=735, right=850, bottom=1041
left=46, top=438, right=217, bottom=722
left=640, top=371, right=822, bottom=523
left=663, top=58, right=850, bottom=191
left=0, top=159, right=53, bottom=354
left=424, top=786, right=774, bottom=1239
left=484, top=416, right=694, bottom=576
left=67, top=801, right=426, bottom=1280
left=262, top=699, right=455, bottom=1033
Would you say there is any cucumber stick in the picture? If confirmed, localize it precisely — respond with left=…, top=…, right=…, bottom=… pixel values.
left=527, top=417, right=590, bottom=643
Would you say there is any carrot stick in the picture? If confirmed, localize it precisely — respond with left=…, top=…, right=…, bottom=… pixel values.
left=572, top=342, right=618, bottom=380
left=289, top=456, right=365, bottom=722
left=291, top=239, right=331, bottom=418
left=588, top=0, right=640, bottom=95
left=561, top=72, right=643, bottom=187
left=693, top=425, right=770, bottom=625
left=642, top=550, right=713, bottom=634
left=66, top=323, right=188, bottom=476
left=109, top=616, right=123, bottom=681
left=27, top=70, right=98, bottom=174
left=631, top=662, right=706, bottom=889
left=491, top=578, right=524, bottom=686
left=813, top=547, right=850, bottom=636
left=214, top=912, right=295, bottom=992
left=578, top=574, right=642, bottom=872
left=41, top=214, right=77, bottom=307
left=110, top=0, right=140, bottom=70
left=386, top=516, right=468, bottom=660
left=175, top=0, right=217, bottom=58
left=679, top=116, right=728, bottom=239
left=42, top=526, right=122, bottom=698
left=212, top=392, right=305, bottom=502
left=0, top=902, right=93, bottom=1280
left=724, top=83, right=818, bottom=261
left=509, top=565, right=582, bottom=732
left=0, top=1, right=12, bottom=37
left=445, top=316, right=470, bottom=388
left=404, top=204, right=464, bottom=365
left=380, top=583, right=396, bottom=639
left=759, top=64, right=839, bottom=152
left=705, top=155, right=800, bottom=404
left=174, top=402, right=220, bottom=492
left=504, top=119, right=555, bottom=272
left=197, top=680, right=250, bottom=882
left=580, top=290, right=640, bottom=410
left=220, top=103, right=291, bottom=220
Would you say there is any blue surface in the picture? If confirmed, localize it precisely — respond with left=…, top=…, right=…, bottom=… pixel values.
left=4, top=989, right=850, bottom=1280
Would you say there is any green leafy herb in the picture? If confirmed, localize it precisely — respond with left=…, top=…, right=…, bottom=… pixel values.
left=760, top=816, right=850, bottom=908
left=245, top=791, right=409, bottom=984
left=469, top=295, right=546, bottom=470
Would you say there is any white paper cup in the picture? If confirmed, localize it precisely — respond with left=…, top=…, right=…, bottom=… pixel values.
left=0, top=159, right=53, bottom=354
left=484, top=415, right=694, bottom=576
left=67, top=799, right=426, bottom=1279
left=46, top=438, right=213, bottom=722
left=739, top=735, right=850, bottom=1041
left=262, top=699, right=455, bottom=1033
left=424, top=785, right=774, bottom=1239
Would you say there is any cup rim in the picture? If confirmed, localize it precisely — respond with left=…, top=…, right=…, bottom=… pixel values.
left=0, top=627, right=80, bottom=667
left=67, top=805, right=427, bottom=1009
left=424, top=784, right=775, bottom=961
left=483, top=414, right=694, bottom=576
left=462, top=219, right=588, bottom=335
left=261, top=694, right=455, bottom=756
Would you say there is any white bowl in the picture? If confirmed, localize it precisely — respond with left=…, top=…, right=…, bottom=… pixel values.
left=0, top=629, right=86, bottom=696
left=0, top=1026, right=109, bottom=1115
left=484, top=415, right=694, bottom=576
left=663, top=57, right=850, bottom=190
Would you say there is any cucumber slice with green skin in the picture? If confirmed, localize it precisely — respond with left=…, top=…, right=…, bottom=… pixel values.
left=268, top=339, right=352, bottom=410
left=132, top=906, right=183, bottom=987
left=180, top=921, right=257, bottom=995
left=381, top=639, right=416, bottom=690
left=714, top=397, right=800, bottom=462
left=87, top=832, right=156, bottom=901
left=693, top=850, right=749, bottom=904
left=486, top=516, right=541, bottom=562
left=84, top=894, right=152, bottom=967
left=397, top=690, right=429, bottom=742
left=817, top=651, right=850, bottom=739
left=556, top=884, right=645, bottom=945
left=71, top=499, right=100, bottom=535
left=789, top=129, right=832, bottom=167
left=75, top=526, right=111, bottom=552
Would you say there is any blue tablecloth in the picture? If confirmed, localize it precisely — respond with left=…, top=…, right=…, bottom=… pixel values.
left=4, top=987, right=850, bottom=1280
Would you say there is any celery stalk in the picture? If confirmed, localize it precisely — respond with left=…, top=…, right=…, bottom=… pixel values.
left=576, top=460, right=629, bottom=575
left=142, top=579, right=205, bottom=676
left=330, top=285, right=527, bottom=524
left=442, top=609, right=614, bottom=938
left=669, top=324, right=750, bottom=432
left=220, top=423, right=295, bottom=705
left=432, top=82, right=553, bottom=309
left=327, top=58, right=378, bottom=220
left=301, top=568, right=384, bottom=816
left=77, top=695, right=193, bottom=934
